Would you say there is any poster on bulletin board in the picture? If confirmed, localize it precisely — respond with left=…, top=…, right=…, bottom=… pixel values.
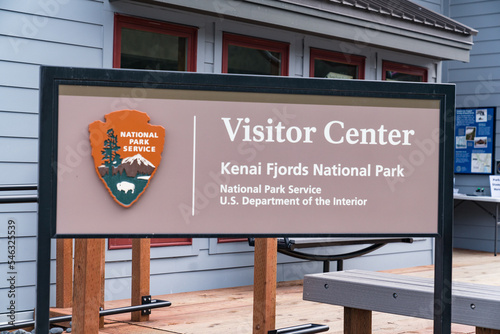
left=454, top=107, right=496, bottom=174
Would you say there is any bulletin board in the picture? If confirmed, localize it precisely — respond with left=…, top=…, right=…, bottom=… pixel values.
left=454, top=107, right=496, bottom=174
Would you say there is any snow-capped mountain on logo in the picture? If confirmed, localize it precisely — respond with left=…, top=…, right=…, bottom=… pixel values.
left=118, top=154, right=156, bottom=177
left=97, top=154, right=156, bottom=178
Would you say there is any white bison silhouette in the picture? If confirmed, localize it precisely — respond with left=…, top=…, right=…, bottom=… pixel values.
left=116, top=181, right=135, bottom=194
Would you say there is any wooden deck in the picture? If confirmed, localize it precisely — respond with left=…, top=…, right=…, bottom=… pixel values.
left=51, top=249, right=500, bottom=333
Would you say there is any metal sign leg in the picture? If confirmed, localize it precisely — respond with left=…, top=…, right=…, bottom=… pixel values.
left=433, top=231, right=453, bottom=333
left=35, top=225, right=51, bottom=334
left=495, top=204, right=498, bottom=256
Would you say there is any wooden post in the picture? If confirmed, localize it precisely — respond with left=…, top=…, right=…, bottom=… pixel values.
left=344, top=307, right=371, bottom=334
left=56, top=239, right=73, bottom=308
left=253, top=238, right=277, bottom=334
left=99, top=239, right=106, bottom=328
left=131, top=238, right=151, bottom=322
left=73, top=239, right=102, bottom=334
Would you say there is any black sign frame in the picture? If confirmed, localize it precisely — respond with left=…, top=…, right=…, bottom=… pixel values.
left=36, top=66, right=455, bottom=334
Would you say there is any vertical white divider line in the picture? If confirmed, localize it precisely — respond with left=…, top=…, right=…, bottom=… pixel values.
left=192, top=115, right=197, bottom=216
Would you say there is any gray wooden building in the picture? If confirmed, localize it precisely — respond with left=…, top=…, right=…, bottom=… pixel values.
left=449, top=1, right=500, bottom=253
left=0, top=0, right=480, bottom=324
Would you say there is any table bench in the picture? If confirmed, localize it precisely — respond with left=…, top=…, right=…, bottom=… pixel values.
left=249, top=237, right=413, bottom=272
left=303, top=269, right=500, bottom=333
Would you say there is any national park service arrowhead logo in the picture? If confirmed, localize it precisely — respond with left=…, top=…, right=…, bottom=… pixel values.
left=89, top=110, right=165, bottom=208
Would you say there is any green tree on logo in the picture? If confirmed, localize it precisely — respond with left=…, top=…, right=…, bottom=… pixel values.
left=102, top=128, right=122, bottom=177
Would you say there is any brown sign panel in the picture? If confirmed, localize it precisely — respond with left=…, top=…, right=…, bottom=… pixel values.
left=50, top=78, right=446, bottom=236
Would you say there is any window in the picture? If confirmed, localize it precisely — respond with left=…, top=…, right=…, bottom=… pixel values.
left=382, top=61, right=427, bottom=82
left=111, top=14, right=197, bottom=249
left=113, top=14, right=197, bottom=71
left=310, top=48, right=365, bottom=79
left=222, top=33, right=289, bottom=76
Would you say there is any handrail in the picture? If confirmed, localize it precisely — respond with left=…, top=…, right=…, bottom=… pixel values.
left=0, top=299, right=171, bottom=331
left=0, top=184, right=37, bottom=191
left=0, top=184, right=38, bottom=203
left=269, top=323, right=329, bottom=334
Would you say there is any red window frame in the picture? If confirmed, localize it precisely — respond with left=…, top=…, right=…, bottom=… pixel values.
left=217, top=238, right=247, bottom=244
left=382, top=61, right=428, bottom=82
left=222, top=33, right=289, bottom=76
left=110, top=14, right=197, bottom=249
left=113, top=14, right=197, bottom=71
left=108, top=238, right=192, bottom=250
left=310, top=48, right=365, bottom=79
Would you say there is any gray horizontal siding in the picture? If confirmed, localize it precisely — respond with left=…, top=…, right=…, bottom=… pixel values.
left=0, top=163, right=38, bottom=184
left=149, top=265, right=255, bottom=296
left=451, top=0, right=500, bottom=256
left=0, top=212, right=37, bottom=237
left=1, top=9, right=103, bottom=49
left=1, top=1, right=104, bottom=25
left=454, top=200, right=499, bottom=253
left=105, top=239, right=205, bottom=262
left=454, top=82, right=500, bottom=107
left=0, top=62, right=39, bottom=89
left=0, top=35, right=103, bottom=67
left=412, top=0, right=442, bottom=12
left=454, top=237, right=495, bottom=253
left=0, top=262, right=37, bottom=288
left=455, top=97, right=500, bottom=110
left=0, top=205, right=39, bottom=313
left=0, top=286, right=37, bottom=314
left=449, top=5, right=500, bottom=110
left=455, top=13, right=500, bottom=30
left=451, top=1, right=500, bottom=18
left=467, top=39, right=500, bottom=55
left=455, top=79, right=500, bottom=95
left=0, top=112, right=39, bottom=138
left=459, top=53, right=500, bottom=69
left=0, top=86, right=39, bottom=114
left=448, top=67, right=500, bottom=82
left=0, top=138, right=38, bottom=162
left=451, top=0, right=490, bottom=4
left=455, top=224, right=495, bottom=240
left=471, top=26, right=500, bottom=41
left=0, top=237, right=37, bottom=263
